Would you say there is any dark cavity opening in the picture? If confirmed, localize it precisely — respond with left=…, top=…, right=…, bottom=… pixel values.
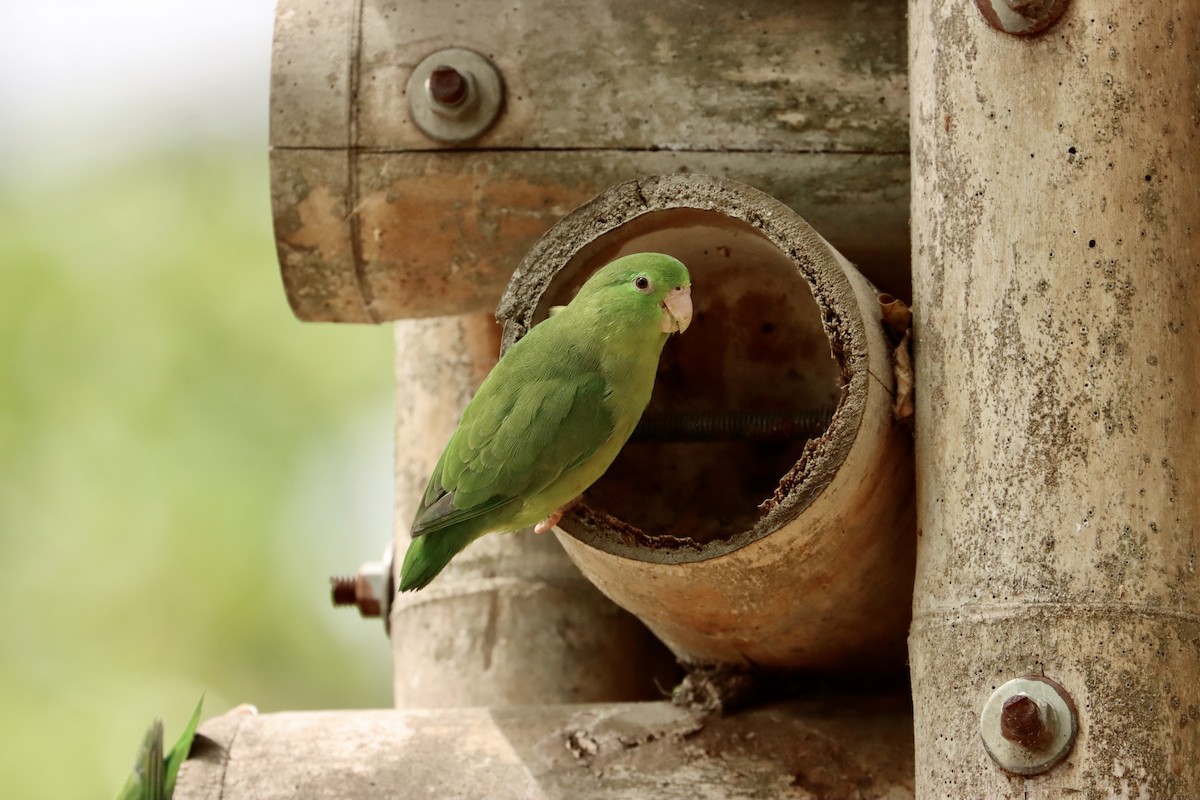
left=534, top=209, right=842, bottom=550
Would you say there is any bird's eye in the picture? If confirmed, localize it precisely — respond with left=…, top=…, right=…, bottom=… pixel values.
left=634, top=275, right=652, bottom=292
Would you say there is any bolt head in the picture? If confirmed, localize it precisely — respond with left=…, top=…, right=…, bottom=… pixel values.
left=999, top=693, right=1056, bottom=749
left=426, top=65, right=469, bottom=107
left=980, top=675, right=1078, bottom=775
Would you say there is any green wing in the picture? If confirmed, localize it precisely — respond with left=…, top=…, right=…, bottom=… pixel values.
left=412, top=332, right=615, bottom=538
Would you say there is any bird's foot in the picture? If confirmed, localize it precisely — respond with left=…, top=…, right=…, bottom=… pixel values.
left=534, top=498, right=580, bottom=534
left=534, top=510, right=563, bottom=534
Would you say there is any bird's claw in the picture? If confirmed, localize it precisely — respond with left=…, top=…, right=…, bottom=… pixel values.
left=534, top=510, right=563, bottom=534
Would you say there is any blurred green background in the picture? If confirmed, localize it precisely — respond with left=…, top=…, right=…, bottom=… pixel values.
left=1, top=4, right=395, bottom=797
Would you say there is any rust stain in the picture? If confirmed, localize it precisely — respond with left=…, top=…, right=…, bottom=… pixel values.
left=355, top=167, right=591, bottom=317
left=287, top=185, right=351, bottom=263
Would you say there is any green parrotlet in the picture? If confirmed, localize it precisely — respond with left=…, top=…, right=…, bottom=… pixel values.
left=398, top=252, right=693, bottom=591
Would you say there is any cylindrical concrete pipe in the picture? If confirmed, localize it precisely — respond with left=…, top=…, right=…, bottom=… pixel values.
left=175, top=696, right=916, bottom=799
left=497, top=174, right=916, bottom=672
left=909, top=1, right=1200, bottom=796
left=269, top=0, right=911, bottom=323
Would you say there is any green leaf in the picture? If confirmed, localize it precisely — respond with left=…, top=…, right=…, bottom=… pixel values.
left=115, top=719, right=164, bottom=800
left=113, top=696, right=203, bottom=800
left=163, top=696, right=204, bottom=797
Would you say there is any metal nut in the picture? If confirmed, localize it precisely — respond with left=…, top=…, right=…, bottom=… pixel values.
left=974, top=0, right=1070, bottom=36
left=407, top=48, right=503, bottom=143
left=980, top=675, right=1078, bottom=775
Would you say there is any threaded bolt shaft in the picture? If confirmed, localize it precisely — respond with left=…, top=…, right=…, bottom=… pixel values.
left=330, top=575, right=357, bottom=607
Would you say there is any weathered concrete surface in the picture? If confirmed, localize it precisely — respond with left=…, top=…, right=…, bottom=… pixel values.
left=909, top=0, right=1200, bottom=796
left=270, top=0, right=910, bottom=321
left=350, top=1, right=907, bottom=152
left=175, top=697, right=915, bottom=799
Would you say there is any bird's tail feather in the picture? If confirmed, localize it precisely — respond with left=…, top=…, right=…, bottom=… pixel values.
left=398, top=531, right=474, bottom=591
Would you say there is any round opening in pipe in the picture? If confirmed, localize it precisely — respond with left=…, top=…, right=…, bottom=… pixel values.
left=533, top=209, right=843, bottom=560
left=498, top=175, right=911, bottom=669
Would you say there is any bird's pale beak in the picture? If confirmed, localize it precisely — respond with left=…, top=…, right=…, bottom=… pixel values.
left=661, top=285, right=693, bottom=333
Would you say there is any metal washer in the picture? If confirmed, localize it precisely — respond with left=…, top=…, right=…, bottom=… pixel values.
left=406, top=48, right=504, bottom=144
left=980, top=675, right=1079, bottom=776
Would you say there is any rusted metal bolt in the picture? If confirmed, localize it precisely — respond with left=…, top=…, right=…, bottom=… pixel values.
left=329, top=574, right=382, bottom=617
left=980, top=675, right=1078, bottom=775
left=974, top=0, right=1070, bottom=36
left=426, top=65, right=469, bottom=108
left=407, top=48, right=503, bottom=142
left=330, top=546, right=394, bottom=634
left=330, top=575, right=358, bottom=607
left=999, top=693, right=1056, bottom=750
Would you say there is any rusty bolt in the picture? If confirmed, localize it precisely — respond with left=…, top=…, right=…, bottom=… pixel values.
left=330, top=575, right=358, bottom=607
left=980, top=675, right=1078, bottom=775
left=426, top=65, right=469, bottom=108
left=330, top=546, right=393, bottom=634
left=330, top=574, right=381, bottom=617
left=407, top=48, right=503, bottom=142
left=999, top=693, right=1056, bottom=750
left=974, top=0, right=1070, bottom=36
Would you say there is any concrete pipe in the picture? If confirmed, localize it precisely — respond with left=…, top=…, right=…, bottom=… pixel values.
left=497, top=174, right=916, bottom=671
left=175, top=698, right=915, bottom=799
left=268, top=0, right=910, bottom=323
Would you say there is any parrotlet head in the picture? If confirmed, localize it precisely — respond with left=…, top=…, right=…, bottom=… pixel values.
left=570, top=252, right=693, bottom=334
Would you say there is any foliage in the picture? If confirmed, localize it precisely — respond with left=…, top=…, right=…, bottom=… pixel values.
left=115, top=696, right=204, bottom=800
left=0, top=145, right=394, bottom=797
